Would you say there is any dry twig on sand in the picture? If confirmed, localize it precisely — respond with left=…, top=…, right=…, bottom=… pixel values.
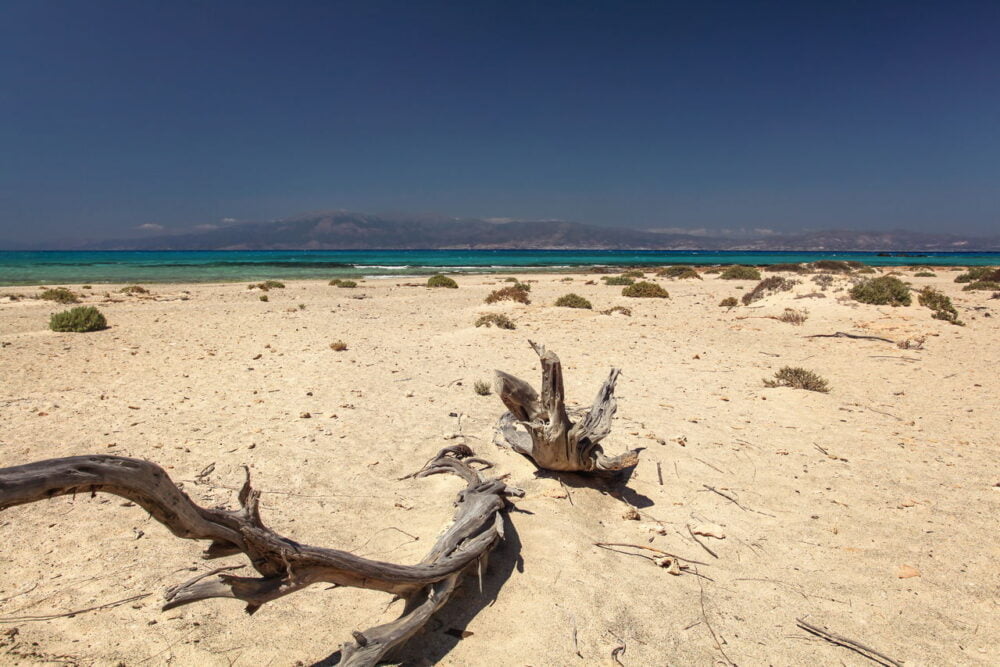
left=796, top=617, right=903, bottom=667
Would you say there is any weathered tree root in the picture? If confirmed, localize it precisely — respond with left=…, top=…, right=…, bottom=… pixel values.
left=0, top=444, right=522, bottom=666
left=494, top=341, right=640, bottom=473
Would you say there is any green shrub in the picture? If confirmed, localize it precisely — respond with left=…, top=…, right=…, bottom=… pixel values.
left=120, top=285, right=149, bottom=294
left=703, top=267, right=723, bottom=274
left=475, top=313, right=516, bottom=329
left=329, top=278, right=342, bottom=286
left=742, top=277, right=797, bottom=305
left=850, top=276, right=911, bottom=306
left=763, top=366, right=829, bottom=392
left=39, top=287, right=79, bottom=304
left=49, top=306, right=107, bottom=332
left=485, top=285, right=530, bottom=304
left=554, top=293, right=592, bottom=309
left=427, top=274, right=458, bottom=288
left=719, top=266, right=761, bottom=280
left=602, top=275, right=634, bottom=286
left=621, top=269, right=645, bottom=278
left=913, top=271, right=936, bottom=278
left=259, top=294, right=268, bottom=302
left=656, top=266, right=702, bottom=279
left=335, top=280, right=358, bottom=288
left=954, top=266, right=996, bottom=283
left=622, top=281, right=669, bottom=298
left=917, top=287, right=962, bottom=325
left=601, top=306, right=632, bottom=316
left=765, top=263, right=808, bottom=273
left=719, top=296, right=739, bottom=308
left=503, top=276, right=519, bottom=282
left=474, top=380, right=492, bottom=396
left=962, top=280, right=1000, bottom=291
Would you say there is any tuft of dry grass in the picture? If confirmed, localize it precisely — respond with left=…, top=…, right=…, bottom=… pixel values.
left=601, top=305, right=632, bottom=316
left=777, top=308, right=808, bottom=325
left=763, top=366, right=829, bottom=392
left=473, top=380, right=492, bottom=396
left=475, top=313, right=516, bottom=329
left=330, top=340, right=348, bottom=351
left=485, top=285, right=530, bottom=304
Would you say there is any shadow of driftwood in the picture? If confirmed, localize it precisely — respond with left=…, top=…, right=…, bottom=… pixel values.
left=311, top=511, right=523, bottom=667
left=530, top=447, right=653, bottom=509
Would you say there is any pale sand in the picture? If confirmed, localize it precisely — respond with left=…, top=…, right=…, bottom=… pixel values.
left=0, top=270, right=997, bottom=666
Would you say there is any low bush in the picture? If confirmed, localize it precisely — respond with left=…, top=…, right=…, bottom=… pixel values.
left=49, top=306, right=107, bottom=332
left=913, top=271, right=936, bottom=278
left=485, top=285, right=530, bottom=304
left=603, top=275, right=634, bottom=286
left=39, top=287, right=79, bottom=304
left=742, top=277, right=797, bottom=305
left=120, top=285, right=149, bottom=294
left=962, top=280, right=1000, bottom=291
left=427, top=274, right=458, bottom=288
left=622, top=281, right=669, bottom=298
left=251, top=280, right=285, bottom=291
left=954, top=266, right=996, bottom=283
left=763, top=366, right=829, bottom=392
left=917, top=287, right=962, bottom=325
left=703, top=267, right=723, bottom=274
left=811, top=274, right=835, bottom=290
left=795, top=292, right=826, bottom=299
left=601, top=306, right=632, bottom=316
left=850, top=276, right=911, bottom=306
left=811, top=260, right=860, bottom=273
left=330, top=340, right=347, bottom=351
left=719, top=296, right=738, bottom=308
left=719, top=266, right=761, bottom=280
left=656, top=266, right=702, bottom=279
left=475, top=313, right=516, bottom=329
left=259, top=294, right=268, bottom=302
left=554, top=293, right=592, bottom=309
left=474, top=380, right=492, bottom=396
left=777, top=308, right=808, bottom=325
left=335, top=280, right=358, bottom=288
left=765, top=263, right=808, bottom=273
left=503, top=276, right=519, bottom=282
left=854, top=266, right=877, bottom=274
left=621, top=269, right=645, bottom=278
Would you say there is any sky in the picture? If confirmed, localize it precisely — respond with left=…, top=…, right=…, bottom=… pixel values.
left=1, top=0, right=999, bottom=244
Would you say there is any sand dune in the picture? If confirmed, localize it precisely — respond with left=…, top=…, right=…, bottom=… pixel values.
left=1, top=270, right=998, bottom=665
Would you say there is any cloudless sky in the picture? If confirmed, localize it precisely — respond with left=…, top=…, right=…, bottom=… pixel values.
left=1, top=0, right=998, bottom=243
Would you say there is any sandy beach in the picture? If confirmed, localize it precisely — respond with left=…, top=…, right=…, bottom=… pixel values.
left=1, top=269, right=998, bottom=666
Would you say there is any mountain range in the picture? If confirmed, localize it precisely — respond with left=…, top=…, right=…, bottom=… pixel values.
left=31, top=212, right=1000, bottom=251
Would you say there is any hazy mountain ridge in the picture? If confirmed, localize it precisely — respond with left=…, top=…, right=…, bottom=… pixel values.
left=49, top=212, right=1000, bottom=251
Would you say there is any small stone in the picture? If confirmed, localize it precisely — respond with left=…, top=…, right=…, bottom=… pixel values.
left=300, top=412, right=311, bottom=419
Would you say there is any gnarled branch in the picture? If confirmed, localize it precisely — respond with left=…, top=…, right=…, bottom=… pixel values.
left=0, top=445, right=521, bottom=666
left=494, top=341, right=640, bottom=473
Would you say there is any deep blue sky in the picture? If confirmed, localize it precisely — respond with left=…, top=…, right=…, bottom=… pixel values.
left=2, top=1, right=998, bottom=243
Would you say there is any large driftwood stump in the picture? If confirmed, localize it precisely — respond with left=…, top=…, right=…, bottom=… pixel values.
left=0, top=445, right=521, bottom=666
left=494, top=341, right=640, bottom=473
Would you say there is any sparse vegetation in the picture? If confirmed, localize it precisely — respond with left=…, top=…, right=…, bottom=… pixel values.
left=485, top=285, right=530, bottom=304
left=621, top=269, right=645, bottom=278
left=850, top=276, right=911, bottom=306
left=897, top=336, right=926, bottom=350
left=763, top=366, right=829, bottom=392
left=811, top=273, right=835, bottom=290
left=917, top=287, right=962, bottom=325
left=298, top=303, right=306, bottom=310
left=854, top=266, right=877, bottom=274
left=777, top=308, right=808, bottom=325
left=656, top=266, right=701, bottom=279
left=765, top=263, right=808, bottom=273
left=719, top=266, right=761, bottom=280
left=120, top=285, right=149, bottom=294
left=427, top=274, right=458, bottom=288
left=811, top=260, right=861, bottom=273
left=602, top=275, right=634, bottom=286
left=259, top=295, right=268, bottom=302
left=554, top=293, right=592, bottom=309
left=954, top=266, right=996, bottom=283
left=601, top=306, right=632, bottom=316
left=703, top=267, right=723, bottom=274
left=49, top=306, right=107, bottom=333
left=330, top=340, right=348, bottom=351
left=914, top=271, right=936, bottom=278
left=39, top=287, right=79, bottom=304
left=719, top=296, right=739, bottom=308
left=622, top=281, right=669, bottom=298
left=475, top=313, right=516, bottom=329
left=742, top=276, right=797, bottom=305
left=474, top=380, right=492, bottom=396
left=82, top=285, right=92, bottom=289
left=503, top=276, right=519, bottom=282
left=251, top=280, right=285, bottom=291
left=795, top=292, right=826, bottom=299
left=962, top=280, right=1000, bottom=291
left=335, top=280, right=358, bottom=288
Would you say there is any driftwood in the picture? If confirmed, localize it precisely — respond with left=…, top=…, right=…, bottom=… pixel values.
left=805, top=331, right=894, bottom=343
left=494, top=341, right=640, bottom=473
left=0, top=445, right=521, bottom=666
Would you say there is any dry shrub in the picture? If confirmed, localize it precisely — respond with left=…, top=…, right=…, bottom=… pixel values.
left=897, top=336, right=926, bottom=350
left=962, top=280, right=1000, bottom=291
left=954, top=266, right=997, bottom=283
left=120, top=285, right=149, bottom=295
left=917, top=287, right=963, bottom=325
left=554, top=293, right=592, bottom=309
left=742, top=277, right=797, bottom=305
left=485, top=285, right=530, bottom=304
left=330, top=340, right=348, bottom=351
left=763, top=366, right=829, bottom=392
left=601, top=306, right=632, bottom=316
left=777, top=308, right=808, bottom=325
left=603, top=275, right=634, bottom=286
left=473, top=380, right=492, bottom=396
left=719, top=266, right=761, bottom=280
left=622, top=281, right=669, bottom=298
left=795, top=292, right=826, bottom=299
left=765, top=263, right=808, bottom=273
left=656, top=266, right=701, bottom=279
left=850, top=276, right=911, bottom=306
left=719, top=296, right=738, bottom=308
left=39, top=287, right=79, bottom=304
left=475, top=313, right=516, bottom=329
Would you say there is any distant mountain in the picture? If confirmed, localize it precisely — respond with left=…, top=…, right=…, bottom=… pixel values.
left=66, top=211, right=1000, bottom=251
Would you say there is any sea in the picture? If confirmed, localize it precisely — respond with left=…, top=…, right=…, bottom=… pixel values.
left=0, top=250, right=998, bottom=286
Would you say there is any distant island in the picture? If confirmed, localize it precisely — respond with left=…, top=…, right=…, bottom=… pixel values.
left=19, top=211, right=1000, bottom=251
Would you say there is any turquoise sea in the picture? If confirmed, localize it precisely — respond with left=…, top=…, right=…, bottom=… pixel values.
left=1, top=250, right=998, bottom=285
